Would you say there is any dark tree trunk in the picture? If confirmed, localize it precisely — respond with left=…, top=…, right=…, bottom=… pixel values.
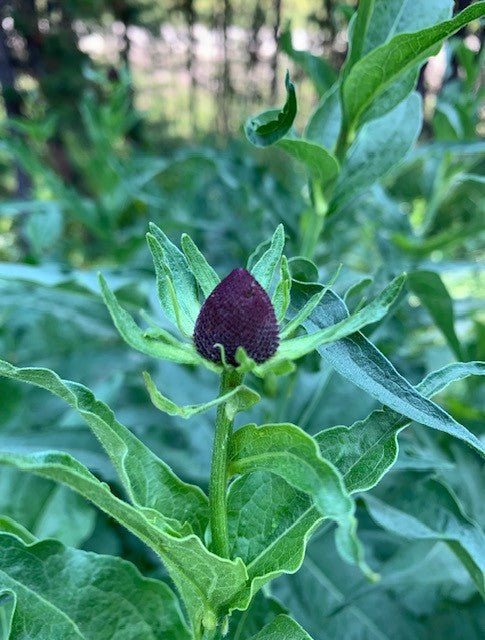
left=183, top=0, right=198, bottom=133
left=0, top=20, right=31, bottom=199
left=270, top=0, right=282, bottom=101
left=218, top=0, right=233, bottom=134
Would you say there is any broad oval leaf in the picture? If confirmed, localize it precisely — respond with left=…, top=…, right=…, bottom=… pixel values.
left=305, top=84, right=342, bottom=151
left=275, top=139, right=339, bottom=184
left=331, top=93, right=422, bottom=212
left=0, top=450, right=251, bottom=637
left=0, top=533, right=191, bottom=640
left=228, top=423, right=372, bottom=576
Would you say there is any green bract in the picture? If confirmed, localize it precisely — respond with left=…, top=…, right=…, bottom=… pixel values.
left=99, top=222, right=407, bottom=409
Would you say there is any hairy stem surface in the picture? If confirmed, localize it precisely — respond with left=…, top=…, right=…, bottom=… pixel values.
left=209, top=368, right=243, bottom=558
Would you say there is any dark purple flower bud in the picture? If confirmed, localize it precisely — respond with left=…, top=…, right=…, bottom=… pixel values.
left=194, top=268, right=279, bottom=367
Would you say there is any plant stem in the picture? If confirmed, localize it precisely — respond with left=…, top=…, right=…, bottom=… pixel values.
left=209, top=368, right=243, bottom=558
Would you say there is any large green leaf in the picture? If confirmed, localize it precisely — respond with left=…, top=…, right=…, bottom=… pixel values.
left=273, top=524, right=433, bottom=640
left=316, top=361, right=485, bottom=494
left=331, top=93, right=422, bottom=211
left=305, top=85, right=342, bottom=151
left=342, top=2, right=485, bottom=129
left=0, top=467, right=95, bottom=547
left=244, top=72, right=297, bottom=147
left=0, top=590, right=15, bottom=640
left=275, top=139, right=339, bottom=184
left=229, top=423, right=371, bottom=576
left=0, top=451, right=250, bottom=637
left=363, top=473, right=485, bottom=597
left=248, top=615, right=313, bottom=640
left=0, top=533, right=191, bottom=640
left=0, top=359, right=209, bottom=536
left=226, top=362, right=484, bottom=605
left=408, top=270, right=463, bottom=359
left=227, top=471, right=320, bottom=591
left=362, top=0, right=453, bottom=55
left=291, top=284, right=485, bottom=456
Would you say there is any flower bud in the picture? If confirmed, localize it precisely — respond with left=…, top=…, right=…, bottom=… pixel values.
left=194, top=268, right=279, bottom=366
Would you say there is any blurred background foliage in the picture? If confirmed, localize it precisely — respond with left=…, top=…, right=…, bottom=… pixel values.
left=0, top=1, right=484, bottom=638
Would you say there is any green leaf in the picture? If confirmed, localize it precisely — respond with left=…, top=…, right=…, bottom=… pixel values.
left=0, top=590, right=15, bottom=640
left=229, top=423, right=371, bottom=575
left=342, top=2, right=485, bottom=129
left=227, top=471, right=321, bottom=593
left=342, top=0, right=375, bottom=79
left=244, top=72, right=297, bottom=147
left=408, top=270, right=463, bottom=359
left=278, top=274, right=405, bottom=361
left=248, top=614, right=313, bottom=640
left=331, top=93, right=422, bottom=212
left=0, top=451, right=250, bottom=636
left=98, top=273, right=210, bottom=368
left=272, top=524, right=428, bottom=640
left=305, top=84, right=342, bottom=151
left=363, top=473, right=485, bottom=597
left=280, top=267, right=341, bottom=339
left=291, top=284, right=485, bottom=457
left=146, top=227, right=200, bottom=335
left=228, top=591, right=287, bottom=640
left=362, top=0, right=453, bottom=55
left=279, top=28, right=336, bottom=95
left=360, top=66, right=419, bottom=123
left=181, top=233, right=220, bottom=297
left=250, top=224, right=285, bottom=291
left=316, top=361, right=485, bottom=494
left=143, top=371, right=260, bottom=420
left=0, top=532, right=191, bottom=639
left=0, top=359, right=209, bottom=536
left=272, top=256, right=291, bottom=323
left=287, top=257, right=319, bottom=284
left=275, top=139, right=339, bottom=184
left=0, top=467, right=95, bottom=547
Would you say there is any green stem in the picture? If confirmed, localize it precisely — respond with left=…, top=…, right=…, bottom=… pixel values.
left=209, top=368, right=243, bottom=558
left=301, top=179, right=329, bottom=258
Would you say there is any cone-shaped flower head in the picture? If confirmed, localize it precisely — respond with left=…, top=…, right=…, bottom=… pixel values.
left=194, top=268, right=279, bottom=366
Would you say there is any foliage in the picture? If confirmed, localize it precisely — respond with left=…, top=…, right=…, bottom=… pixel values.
left=0, top=1, right=484, bottom=639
